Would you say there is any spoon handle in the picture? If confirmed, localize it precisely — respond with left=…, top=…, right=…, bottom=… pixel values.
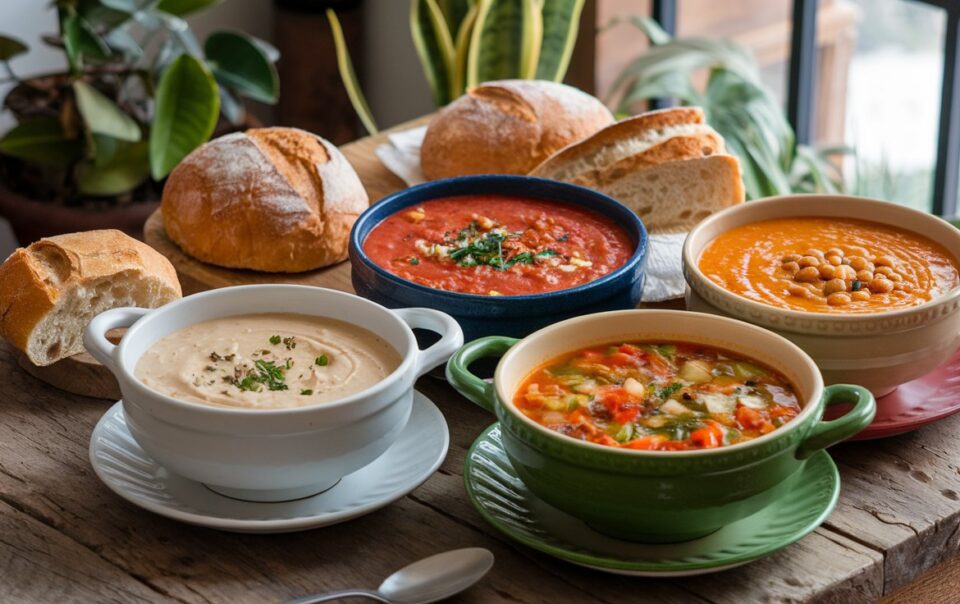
left=283, top=588, right=390, bottom=604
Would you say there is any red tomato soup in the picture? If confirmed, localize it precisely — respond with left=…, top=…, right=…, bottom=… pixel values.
left=363, top=195, right=634, bottom=296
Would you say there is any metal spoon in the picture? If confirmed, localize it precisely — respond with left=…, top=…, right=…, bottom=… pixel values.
left=284, top=548, right=494, bottom=604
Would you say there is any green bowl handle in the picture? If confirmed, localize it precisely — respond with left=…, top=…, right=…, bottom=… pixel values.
left=445, top=336, right=519, bottom=414
left=796, top=384, right=876, bottom=459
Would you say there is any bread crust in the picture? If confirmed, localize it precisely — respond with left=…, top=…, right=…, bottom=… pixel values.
left=0, top=230, right=182, bottom=364
left=162, top=127, right=369, bottom=273
left=420, top=80, right=613, bottom=180
left=570, top=132, right=725, bottom=187
left=529, top=107, right=705, bottom=177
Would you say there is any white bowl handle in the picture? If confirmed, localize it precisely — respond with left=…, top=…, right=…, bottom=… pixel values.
left=83, top=307, right=150, bottom=374
left=393, top=307, right=464, bottom=378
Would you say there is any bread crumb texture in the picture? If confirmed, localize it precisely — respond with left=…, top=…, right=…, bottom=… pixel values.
left=0, top=230, right=181, bottom=365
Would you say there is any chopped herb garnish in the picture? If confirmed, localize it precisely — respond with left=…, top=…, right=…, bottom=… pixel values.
left=300, top=389, right=313, bottom=395
left=285, top=358, right=293, bottom=369
left=204, top=365, right=216, bottom=372
left=658, top=383, right=683, bottom=399
left=315, top=355, right=329, bottom=366
left=209, top=352, right=222, bottom=362
left=224, top=353, right=235, bottom=361
left=557, top=234, right=570, bottom=242
left=852, top=280, right=862, bottom=292
left=282, top=336, right=297, bottom=350
left=409, top=257, right=420, bottom=265
left=230, top=359, right=289, bottom=392
left=269, top=335, right=281, bottom=345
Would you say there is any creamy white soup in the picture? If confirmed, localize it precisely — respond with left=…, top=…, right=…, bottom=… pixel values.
left=135, top=313, right=401, bottom=409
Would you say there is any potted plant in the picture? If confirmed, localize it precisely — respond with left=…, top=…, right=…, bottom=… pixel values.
left=0, top=0, right=280, bottom=244
left=607, top=17, right=848, bottom=199
left=327, top=0, right=587, bottom=133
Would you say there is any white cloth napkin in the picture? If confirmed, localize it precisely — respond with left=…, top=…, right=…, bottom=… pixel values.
left=374, top=127, right=687, bottom=302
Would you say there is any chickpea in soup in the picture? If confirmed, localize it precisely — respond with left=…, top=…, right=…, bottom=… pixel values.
left=514, top=342, right=801, bottom=450
left=698, top=217, right=960, bottom=313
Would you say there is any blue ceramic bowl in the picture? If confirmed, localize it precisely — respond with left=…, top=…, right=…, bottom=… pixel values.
left=349, top=176, right=648, bottom=341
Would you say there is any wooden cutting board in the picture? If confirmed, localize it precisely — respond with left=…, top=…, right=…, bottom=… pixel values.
left=18, top=329, right=125, bottom=400
left=140, top=115, right=428, bottom=295
left=142, top=210, right=355, bottom=295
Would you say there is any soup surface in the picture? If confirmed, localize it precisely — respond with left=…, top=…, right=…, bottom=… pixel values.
left=514, top=342, right=801, bottom=450
left=698, top=217, right=959, bottom=313
left=363, top=195, right=634, bottom=296
left=135, top=313, right=401, bottom=409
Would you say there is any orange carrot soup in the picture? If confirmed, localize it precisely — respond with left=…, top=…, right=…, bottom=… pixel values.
left=363, top=195, right=634, bottom=296
left=698, top=217, right=960, bottom=313
left=514, top=341, right=801, bottom=450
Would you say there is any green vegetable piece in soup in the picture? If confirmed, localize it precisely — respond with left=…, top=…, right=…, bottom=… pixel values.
left=514, top=341, right=801, bottom=451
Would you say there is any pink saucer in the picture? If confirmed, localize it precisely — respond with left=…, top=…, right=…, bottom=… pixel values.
left=825, top=350, right=960, bottom=440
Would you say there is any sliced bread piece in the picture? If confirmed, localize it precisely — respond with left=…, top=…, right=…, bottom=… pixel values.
left=590, top=155, right=746, bottom=234
left=529, top=107, right=708, bottom=181
left=567, top=131, right=726, bottom=187
left=0, top=229, right=182, bottom=366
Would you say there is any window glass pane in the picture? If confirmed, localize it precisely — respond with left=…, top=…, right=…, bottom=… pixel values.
left=824, top=0, right=945, bottom=212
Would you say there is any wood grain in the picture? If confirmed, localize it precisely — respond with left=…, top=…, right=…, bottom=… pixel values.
left=0, top=115, right=954, bottom=602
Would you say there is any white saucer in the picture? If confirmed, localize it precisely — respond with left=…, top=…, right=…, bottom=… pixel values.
left=89, top=391, right=449, bottom=533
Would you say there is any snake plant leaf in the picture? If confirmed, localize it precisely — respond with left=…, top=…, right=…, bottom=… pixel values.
left=452, top=2, right=479, bottom=97
left=411, top=0, right=457, bottom=106
left=155, top=0, right=223, bottom=16
left=437, top=0, right=474, bottom=37
left=0, top=118, right=83, bottom=166
left=73, top=81, right=142, bottom=142
left=326, top=9, right=378, bottom=135
left=205, top=31, right=280, bottom=103
left=0, top=36, right=28, bottom=62
left=535, top=0, right=584, bottom=81
left=149, top=54, right=220, bottom=179
left=77, top=141, right=151, bottom=196
left=467, top=0, right=541, bottom=87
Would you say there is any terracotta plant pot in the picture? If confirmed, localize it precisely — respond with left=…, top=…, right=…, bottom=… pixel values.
left=0, top=181, right=159, bottom=246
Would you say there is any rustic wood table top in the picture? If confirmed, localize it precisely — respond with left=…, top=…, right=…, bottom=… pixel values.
left=3, top=117, right=959, bottom=603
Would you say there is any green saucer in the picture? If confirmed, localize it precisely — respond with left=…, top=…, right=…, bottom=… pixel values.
left=464, top=424, right=840, bottom=576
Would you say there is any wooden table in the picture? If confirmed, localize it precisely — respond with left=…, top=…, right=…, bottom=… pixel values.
left=3, top=120, right=959, bottom=603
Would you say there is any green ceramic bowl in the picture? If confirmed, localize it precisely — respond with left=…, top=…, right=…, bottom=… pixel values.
left=446, top=310, right=875, bottom=543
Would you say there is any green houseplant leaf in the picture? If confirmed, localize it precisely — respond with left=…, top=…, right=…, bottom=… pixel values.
left=62, top=13, right=111, bottom=69
left=452, top=2, right=479, bottom=96
left=411, top=0, right=457, bottom=106
left=0, top=118, right=83, bottom=166
left=467, top=0, right=541, bottom=87
left=437, top=0, right=474, bottom=37
left=149, top=54, right=220, bottom=179
left=204, top=31, right=280, bottom=103
left=77, top=140, right=151, bottom=195
left=0, top=35, right=28, bottom=61
left=155, top=0, right=223, bottom=16
left=73, top=80, right=142, bottom=142
left=535, top=0, right=584, bottom=81
left=326, top=9, right=378, bottom=134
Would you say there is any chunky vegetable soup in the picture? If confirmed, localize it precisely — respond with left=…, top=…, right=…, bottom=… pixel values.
left=514, top=342, right=801, bottom=450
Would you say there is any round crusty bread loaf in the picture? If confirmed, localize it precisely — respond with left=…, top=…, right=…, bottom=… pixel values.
left=420, top=80, right=614, bottom=180
left=0, top=229, right=182, bottom=366
left=162, top=127, right=369, bottom=273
